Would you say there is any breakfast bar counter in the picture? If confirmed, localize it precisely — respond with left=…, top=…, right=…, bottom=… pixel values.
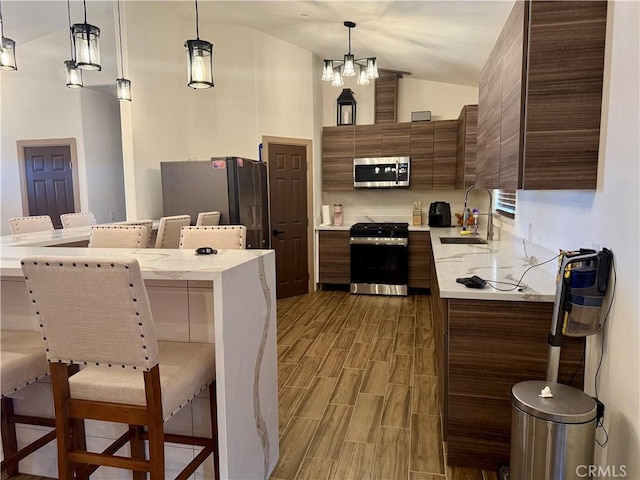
left=0, top=242, right=278, bottom=479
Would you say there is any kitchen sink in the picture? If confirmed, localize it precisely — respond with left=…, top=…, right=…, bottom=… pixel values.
left=439, top=236, right=488, bottom=245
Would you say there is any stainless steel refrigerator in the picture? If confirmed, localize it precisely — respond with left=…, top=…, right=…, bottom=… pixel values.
left=160, top=157, right=270, bottom=249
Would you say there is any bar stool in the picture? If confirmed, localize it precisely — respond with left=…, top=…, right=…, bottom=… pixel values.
left=1, top=330, right=56, bottom=476
left=21, top=256, right=219, bottom=480
left=195, top=212, right=221, bottom=227
left=60, top=212, right=97, bottom=229
left=155, top=215, right=191, bottom=249
left=8, top=216, right=54, bottom=234
left=123, top=220, right=154, bottom=248
left=179, top=225, right=246, bottom=250
left=88, top=225, right=147, bottom=248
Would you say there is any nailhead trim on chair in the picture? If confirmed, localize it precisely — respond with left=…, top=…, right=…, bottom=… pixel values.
left=21, top=259, right=154, bottom=371
left=0, top=374, right=50, bottom=399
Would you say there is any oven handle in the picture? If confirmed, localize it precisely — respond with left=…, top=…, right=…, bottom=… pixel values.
left=350, top=237, right=408, bottom=246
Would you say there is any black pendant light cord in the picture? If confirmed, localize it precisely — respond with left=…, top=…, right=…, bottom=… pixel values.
left=195, top=0, right=200, bottom=40
left=66, top=0, right=74, bottom=60
left=116, top=0, right=124, bottom=77
left=83, top=0, right=87, bottom=25
left=347, top=25, right=352, bottom=55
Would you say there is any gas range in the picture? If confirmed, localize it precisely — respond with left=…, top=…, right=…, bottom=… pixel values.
left=349, top=222, right=409, bottom=238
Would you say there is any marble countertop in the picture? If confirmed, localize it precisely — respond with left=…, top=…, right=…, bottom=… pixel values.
left=430, top=227, right=558, bottom=302
left=0, top=246, right=272, bottom=281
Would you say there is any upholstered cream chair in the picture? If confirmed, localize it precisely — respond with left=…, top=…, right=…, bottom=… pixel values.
left=1, top=330, right=57, bottom=475
left=8, top=215, right=54, bottom=234
left=155, top=215, right=191, bottom=249
left=88, top=225, right=147, bottom=248
left=60, top=212, right=97, bottom=229
left=196, top=211, right=221, bottom=226
left=123, top=219, right=154, bottom=248
left=21, top=256, right=219, bottom=480
left=179, top=225, right=247, bottom=250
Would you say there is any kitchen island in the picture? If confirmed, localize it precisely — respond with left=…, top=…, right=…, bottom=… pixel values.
left=0, top=238, right=278, bottom=479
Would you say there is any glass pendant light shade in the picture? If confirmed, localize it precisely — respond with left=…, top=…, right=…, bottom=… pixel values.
left=366, top=58, right=379, bottom=79
left=342, top=53, right=356, bottom=77
left=64, top=60, right=83, bottom=88
left=0, top=36, right=16, bottom=70
left=322, top=60, right=334, bottom=81
left=185, top=39, right=214, bottom=89
left=357, top=66, right=370, bottom=85
left=72, top=23, right=101, bottom=70
left=117, top=78, right=132, bottom=101
left=331, top=68, right=344, bottom=87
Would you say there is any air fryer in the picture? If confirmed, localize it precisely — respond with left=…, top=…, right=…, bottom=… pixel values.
left=428, top=202, right=451, bottom=227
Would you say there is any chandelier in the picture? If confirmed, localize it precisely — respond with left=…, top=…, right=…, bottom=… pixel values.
left=322, top=21, right=378, bottom=87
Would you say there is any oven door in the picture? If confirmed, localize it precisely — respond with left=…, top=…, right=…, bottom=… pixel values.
left=350, top=237, right=408, bottom=295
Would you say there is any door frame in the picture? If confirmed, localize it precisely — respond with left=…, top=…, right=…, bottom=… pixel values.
left=262, top=136, right=314, bottom=294
left=17, top=138, right=81, bottom=216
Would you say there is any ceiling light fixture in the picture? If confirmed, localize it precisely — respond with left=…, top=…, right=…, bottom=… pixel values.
left=185, top=0, right=214, bottom=89
left=64, top=0, right=82, bottom=88
left=322, top=21, right=378, bottom=87
left=115, top=0, right=131, bottom=101
left=0, top=0, right=17, bottom=71
left=72, top=0, right=101, bottom=71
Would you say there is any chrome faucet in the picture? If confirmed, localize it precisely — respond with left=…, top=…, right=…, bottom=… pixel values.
left=462, top=185, right=494, bottom=241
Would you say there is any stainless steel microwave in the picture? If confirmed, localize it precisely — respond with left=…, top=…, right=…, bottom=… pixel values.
left=353, top=157, right=410, bottom=188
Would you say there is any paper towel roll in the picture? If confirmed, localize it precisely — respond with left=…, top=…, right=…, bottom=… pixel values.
left=322, top=205, right=332, bottom=226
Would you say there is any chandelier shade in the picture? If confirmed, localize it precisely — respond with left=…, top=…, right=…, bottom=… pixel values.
left=0, top=1, right=17, bottom=71
left=115, top=0, right=131, bottom=101
left=185, top=0, right=214, bottom=89
left=64, top=60, right=83, bottom=88
left=322, top=21, right=377, bottom=86
left=72, top=22, right=101, bottom=70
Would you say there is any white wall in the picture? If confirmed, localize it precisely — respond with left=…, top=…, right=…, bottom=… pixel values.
left=515, top=2, right=639, bottom=476
left=0, top=24, right=121, bottom=234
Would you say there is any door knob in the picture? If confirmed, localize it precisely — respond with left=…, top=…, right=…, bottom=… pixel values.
left=272, top=229, right=285, bottom=235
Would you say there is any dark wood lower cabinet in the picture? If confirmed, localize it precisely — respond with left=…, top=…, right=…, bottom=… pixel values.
left=408, top=232, right=430, bottom=289
left=431, top=264, right=585, bottom=471
left=318, top=231, right=350, bottom=284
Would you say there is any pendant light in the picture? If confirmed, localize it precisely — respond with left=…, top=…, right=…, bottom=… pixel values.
left=185, top=0, right=214, bottom=89
left=0, top=0, right=17, bottom=71
left=115, top=0, right=131, bottom=101
left=322, top=21, right=378, bottom=86
left=72, top=0, right=101, bottom=71
left=64, top=0, right=82, bottom=88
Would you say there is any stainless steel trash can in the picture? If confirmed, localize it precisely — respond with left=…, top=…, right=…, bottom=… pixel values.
left=510, top=380, right=597, bottom=480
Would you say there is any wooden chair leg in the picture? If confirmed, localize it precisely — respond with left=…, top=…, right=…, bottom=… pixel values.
left=50, top=362, right=75, bottom=480
left=209, top=381, right=220, bottom=480
left=130, top=425, right=146, bottom=480
left=1, top=397, right=19, bottom=476
left=145, top=367, right=165, bottom=480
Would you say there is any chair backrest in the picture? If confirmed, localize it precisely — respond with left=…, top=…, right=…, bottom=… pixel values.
left=9, top=216, right=54, bottom=234
left=155, top=215, right=191, bottom=249
left=0, top=330, right=50, bottom=397
left=179, top=225, right=247, bottom=250
left=196, top=211, right=221, bottom=226
left=21, top=256, right=159, bottom=370
left=123, top=220, right=153, bottom=247
left=60, top=212, right=97, bottom=229
left=88, top=225, right=147, bottom=248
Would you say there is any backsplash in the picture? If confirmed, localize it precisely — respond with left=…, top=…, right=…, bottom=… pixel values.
left=321, top=189, right=492, bottom=227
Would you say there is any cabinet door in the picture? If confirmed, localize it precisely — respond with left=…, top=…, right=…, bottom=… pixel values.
left=456, top=105, right=478, bottom=189
left=355, top=124, right=382, bottom=158
left=433, top=120, right=458, bottom=189
left=318, top=230, right=351, bottom=284
left=382, top=123, right=411, bottom=156
left=407, top=232, right=430, bottom=288
left=476, top=59, right=502, bottom=189
left=322, top=126, right=354, bottom=191
left=410, top=123, right=434, bottom=190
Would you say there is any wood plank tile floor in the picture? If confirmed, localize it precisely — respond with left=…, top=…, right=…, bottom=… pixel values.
left=3, top=291, right=495, bottom=480
left=271, top=290, right=493, bottom=480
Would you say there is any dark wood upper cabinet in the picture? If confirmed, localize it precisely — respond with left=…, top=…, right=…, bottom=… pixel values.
left=456, top=105, right=478, bottom=189
left=433, top=120, right=459, bottom=190
left=476, top=0, right=607, bottom=190
left=375, top=72, right=400, bottom=124
left=382, top=123, right=411, bottom=156
left=355, top=124, right=382, bottom=158
left=410, top=122, right=434, bottom=190
left=322, top=126, right=354, bottom=191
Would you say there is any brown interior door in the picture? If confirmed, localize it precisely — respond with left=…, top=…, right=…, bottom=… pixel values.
left=268, top=144, right=309, bottom=299
left=24, top=146, right=75, bottom=229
